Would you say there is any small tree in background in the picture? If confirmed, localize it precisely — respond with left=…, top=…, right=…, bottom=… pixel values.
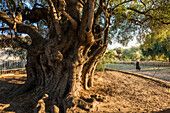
left=121, top=49, right=131, bottom=61
left=114, top=47, right=124, bottom=60
left=141, top=25, right=170, bottom=62
left=118, top=47, right=142, bottom=61
left=96, top=49, right=118, bottom=71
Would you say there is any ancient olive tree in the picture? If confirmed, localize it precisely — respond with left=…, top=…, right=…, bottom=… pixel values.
left=0, top=0, right=169, bottom=112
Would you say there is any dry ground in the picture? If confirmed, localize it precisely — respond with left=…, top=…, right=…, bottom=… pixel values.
left=0, top=71, right=170, bottom=113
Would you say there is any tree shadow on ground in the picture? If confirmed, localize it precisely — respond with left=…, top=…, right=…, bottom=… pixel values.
left=0, top=75, right=26, bottom=112
left=155, top=108, right=170, bottom=113
left=0, top=73, right=170, bottom=113
left=0, top=75, right=63, bottom=113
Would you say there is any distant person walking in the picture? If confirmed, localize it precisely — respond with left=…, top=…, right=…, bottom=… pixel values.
left=136, top=61, right=141, bottom=71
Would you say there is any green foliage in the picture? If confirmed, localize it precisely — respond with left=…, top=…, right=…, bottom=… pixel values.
left=96, top=49, right=118, bottom=71
left=113, top=47, right=124, bottom=60
left=96, top=46, right=144, bottom=71
left=0, top=0, right=170, bottom=61
left=97, top=32, right=170, bottom=71
left=109, top=0, right=170, bottom=46
left=121, top=49, right=131, bottom=61
left=121, top=46, right=143, bottom=61
left=114, top=47, right=124, bottom=54
left=141, top=25, right=170, bottom=61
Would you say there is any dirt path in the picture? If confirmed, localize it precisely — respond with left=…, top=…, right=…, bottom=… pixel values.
left=0, top=71, right=170, bottom=112
left=106, top=63, right=170, bottom=81
left=89, top=71, right=170, bottom=112
left=132, top=68, right=170, bottom=82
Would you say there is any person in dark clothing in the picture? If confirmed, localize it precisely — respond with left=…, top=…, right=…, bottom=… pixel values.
left=136, top=61, right=141, bottom=71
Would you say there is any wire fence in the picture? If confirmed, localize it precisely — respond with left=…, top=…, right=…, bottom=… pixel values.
left=106, top=61, right=170, bottom=82
left=113, top=61, right=170, bottom=67
left=0, top=59, right=26, bottom=75
left=0, top=58, right=170, bottom=82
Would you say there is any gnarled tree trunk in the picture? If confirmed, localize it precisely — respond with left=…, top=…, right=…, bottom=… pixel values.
left=5, top=24, right=109, bottom=112
left=22, top=30, right=108, bottom=112
left=0, top=0, right=110, bottom=112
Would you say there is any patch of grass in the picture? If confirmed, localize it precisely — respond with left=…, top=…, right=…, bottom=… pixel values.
left=106, top=64, right=135, bottom=70
left=106, top=63, right=170, bottom=71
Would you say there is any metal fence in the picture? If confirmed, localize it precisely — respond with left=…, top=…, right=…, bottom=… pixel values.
left=0, top=59, right=26, bottom=75
left=113, top=61, right=170, bottom=67
left=107, top=61, right=170, bottom=82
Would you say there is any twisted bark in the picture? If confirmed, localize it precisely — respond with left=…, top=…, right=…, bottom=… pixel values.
left=0, top=1, right=110, bottom=112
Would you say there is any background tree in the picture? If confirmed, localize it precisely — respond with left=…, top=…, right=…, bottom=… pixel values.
left=141, top=25, right=170, bottom=62
left=96, top=49, right=118, bottom=71
left=121, top=49, right=131, bottom=61
left=114, top=47, right=124, bottom=60
left=0, top=0, right=169, bottom=112
left=128, top=46, right=141, bottom=61
left=119, top=46, right=142, bottom=61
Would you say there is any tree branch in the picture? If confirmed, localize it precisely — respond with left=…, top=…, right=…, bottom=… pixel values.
left=78, top=0, right=85, bottom=6
left=155, top=19, right=170, bottom=25
left=111, top=0, right=134, bottom=13
left=94, top=0, right=105, bottom=25
left=78, top=3, right=89, bottom=42
left=94, top=0, right=110, bottom=25
left=0, top=27, right=11, bottom=30
left=127, top=7, right=170, bottom=25
left=6, top=0, right=28, bottom=49
left=86, top=0, right=95, bottom=31
left=13, top=37, right=29, bottom=49
left=0, top=35, right=29, bottom=49
left=127, top=7, right=148, bottom=15
left=6, top=0, right=18, bottom=37
left=79, top=1, right=95, bottom=43
left=94, top=23, right=109, bottom=41
left=85, top=0, right=95, bottom=44
left=22, top=7, right=49, bottom=23
left=86, top=28, right=94, bottom=44
left=84, top=17, right=110, bottom=59
left=61, top=11, right=78, bottom=29
left=0, top=11, right=43, bottom=42
left=58, top=0, right=78, bottom=29
left=128, top=17, right=151, bottom=25
left=139, top=0, right=146, bottom=7
left=48, top=0, right=62, bottom=39
left=103, top=17, right=110, bottom=46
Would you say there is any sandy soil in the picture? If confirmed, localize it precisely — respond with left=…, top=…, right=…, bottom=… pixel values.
left=0, top=71, right=170, bottom=113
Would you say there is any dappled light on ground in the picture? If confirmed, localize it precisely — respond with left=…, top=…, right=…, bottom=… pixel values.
left=0, top=74, right=26, bottom=112
left=0, top=74, right=26, bottom=84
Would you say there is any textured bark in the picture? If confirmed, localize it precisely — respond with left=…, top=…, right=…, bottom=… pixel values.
left=0, top=0, right=169, bottom=112
left=5, top=28, right=108, bottom=112
left=0, top=1, right=110, bottom=112
left=23, top=37, right=105, bottom=112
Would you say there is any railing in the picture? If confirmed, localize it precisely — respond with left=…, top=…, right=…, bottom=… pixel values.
left=108, top=61, right=170, bottom=81
left=0, top=60, right=27, bottom=75
left=113, top=61, right=170, bottom=67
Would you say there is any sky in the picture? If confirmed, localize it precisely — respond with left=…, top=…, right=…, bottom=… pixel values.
left=108, top=38, right=140, bottom=49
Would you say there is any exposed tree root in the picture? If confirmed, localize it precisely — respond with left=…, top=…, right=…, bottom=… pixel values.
left=0, top=84, right=107, bottom=113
